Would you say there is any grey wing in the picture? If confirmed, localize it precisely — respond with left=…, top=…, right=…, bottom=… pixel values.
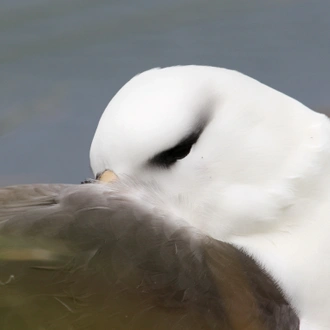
left=0, top=183, right=299, bottom=330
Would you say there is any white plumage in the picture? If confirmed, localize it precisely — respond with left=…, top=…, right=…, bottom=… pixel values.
left=90, top=66, right=330, bottom=330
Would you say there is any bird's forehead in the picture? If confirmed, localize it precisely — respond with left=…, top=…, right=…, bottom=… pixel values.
left=108, top=91, right=199, bottom=141
left=110, top=72, right=209, bottom=123
left=94, top=79, right=211, bottom=168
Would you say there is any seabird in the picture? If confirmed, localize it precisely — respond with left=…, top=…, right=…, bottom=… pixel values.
left=0, top=65, right=326, bottom=329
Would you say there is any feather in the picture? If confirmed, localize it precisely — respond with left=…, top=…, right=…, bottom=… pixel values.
left=0, top=181, right=298, bottom=329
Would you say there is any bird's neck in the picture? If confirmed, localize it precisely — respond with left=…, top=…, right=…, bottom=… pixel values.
left=230, top=175, right=330, bottom=330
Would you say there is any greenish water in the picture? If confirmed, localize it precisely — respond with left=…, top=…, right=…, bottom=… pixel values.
left=1, top=0, right=330, bottom=185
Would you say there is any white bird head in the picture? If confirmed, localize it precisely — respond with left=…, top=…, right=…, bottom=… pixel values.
left=90, top=65, right=329, bottom=241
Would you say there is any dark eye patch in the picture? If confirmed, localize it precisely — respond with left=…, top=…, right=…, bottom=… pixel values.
left=149, top=127, right=203, bottom=168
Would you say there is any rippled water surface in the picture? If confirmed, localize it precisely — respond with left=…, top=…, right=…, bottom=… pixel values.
left=1, top=0, right=329, bottom=184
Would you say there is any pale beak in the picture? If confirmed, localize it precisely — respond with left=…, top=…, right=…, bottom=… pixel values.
left=98, top=170, right=118, bottom=183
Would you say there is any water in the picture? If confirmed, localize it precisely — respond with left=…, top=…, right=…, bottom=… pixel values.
left=1, top=0, right=330, bottom=185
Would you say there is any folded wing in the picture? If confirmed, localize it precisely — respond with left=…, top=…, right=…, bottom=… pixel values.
left=0, top=182, right=299, bottom=330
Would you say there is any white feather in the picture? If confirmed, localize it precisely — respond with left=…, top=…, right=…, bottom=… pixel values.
left=90, top=65, right=330, bottom=329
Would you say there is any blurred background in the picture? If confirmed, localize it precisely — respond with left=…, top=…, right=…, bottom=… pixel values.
left=0, top=0, right=329, bottom=185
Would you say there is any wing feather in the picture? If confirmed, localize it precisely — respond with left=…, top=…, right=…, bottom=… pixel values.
left=0, top=182, right=299, bottom=329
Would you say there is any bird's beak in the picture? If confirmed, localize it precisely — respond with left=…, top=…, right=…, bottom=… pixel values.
left=98, top=170, right=118, bottom=183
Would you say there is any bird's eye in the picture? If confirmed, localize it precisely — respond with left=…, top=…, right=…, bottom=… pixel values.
left=149, top=130, right=202, bottom=168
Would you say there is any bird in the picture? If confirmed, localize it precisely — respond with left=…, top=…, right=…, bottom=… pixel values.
left=90, top=66, right=330, bottom=330
left=0, top=65, right=327, bottom=329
